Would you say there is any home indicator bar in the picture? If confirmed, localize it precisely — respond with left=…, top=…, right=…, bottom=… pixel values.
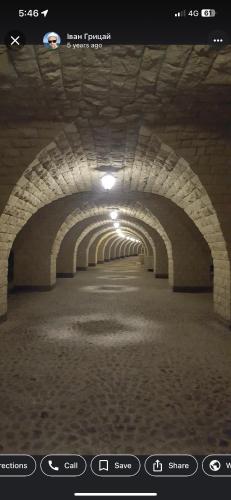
left=74, top=494, right=158, bottom=497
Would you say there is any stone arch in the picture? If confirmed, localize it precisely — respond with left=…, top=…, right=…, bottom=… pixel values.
left=12, top=193, right=212, bottom=303
left=120, top=239, right=130, bottom=258
left=93, top=231, right=147, bottom=263
left=45, top=196, right=214, bottom=294
left=1, top=130, right=228, bottom=320
left=102, top=229, right=151, bottom=262
left=106, top=237, right=124, bottom=260
left=56, top=214, right=151, bottom=276
left=89, top=231, right=145, bottom=264
left=75, top=222, right=152, bottom=270
left=109, top=236, right=140, bottom=260
left=127, top=241, right=135, bottom=256
left=111, top=238, right=128, bottom=260
left=0, top=45, right=231, bottom=321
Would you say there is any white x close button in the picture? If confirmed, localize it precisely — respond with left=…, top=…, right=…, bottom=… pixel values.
left=5, top=31, right=26, bottom=50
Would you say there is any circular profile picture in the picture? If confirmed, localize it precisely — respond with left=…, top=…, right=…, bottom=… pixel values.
left=43, top=32, right=61, bottom=50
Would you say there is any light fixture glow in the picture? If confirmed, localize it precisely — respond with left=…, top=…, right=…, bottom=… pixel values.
left=110, top=210, right=118, bottom=220
left=113, top=222, right=120, bottom=229
left=101, top=174, right=116, bottom=190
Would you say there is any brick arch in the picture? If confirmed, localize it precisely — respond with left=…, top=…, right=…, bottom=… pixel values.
left=52, top=199, right=171, bottom=259
left=54, top=204, right=171, bottom=279
left=89, top=229, right=146, bottom=263
left=112, top=238, right=142, bottom=260
left=95, top=228, right=149, bottom=263
left=10, top=193, right=213, bottom=319
left=131, top=241, right=142, bottom=255
left=127, top=241, right=138, bottom=256
left=110, top=237, right=129, bottom=260
left=47, top=197, right=213, bottom=295
left=124, top=240, right=134, bottom=257
left=13, top=201, right=169, bottom=296
left=1, top=132, right=227, bottom=319
left=90, top=233, right=144, bottom=264
left=105, top=234, right=142, bottom=260
left=52, top=201, right=172, bottom=276
left=104, top=236, right=131, bottom=260
left=106, top=236, right=141, bottom=260
left=57, top=218, right=151, bottom=275
left=102, top=230, right=145, bottom=261
left=121, top=240, right=132, bottom=257
left=0, top=45, right=231, bottom=321
left=75, top=222, right=154, bottom=271
left=109, top=233, right=138, bottom=260
left=1, top=122, right=227, bottom=257
left=114, top=238, right=143, bottom=260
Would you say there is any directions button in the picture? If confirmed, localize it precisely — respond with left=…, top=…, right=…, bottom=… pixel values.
left=0, top=455, right=36, bottom=477
left=145, top=455, right=198, bottom=477
left=41, top=455, right=86, bottom=477
left=91, top=455, right=140, bottom=477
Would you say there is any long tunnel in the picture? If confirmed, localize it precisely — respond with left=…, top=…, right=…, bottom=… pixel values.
left=0, top=42, right=231, bottom=458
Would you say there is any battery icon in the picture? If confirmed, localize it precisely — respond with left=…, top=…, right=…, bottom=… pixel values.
left=201, top=9, right=216, bottom=17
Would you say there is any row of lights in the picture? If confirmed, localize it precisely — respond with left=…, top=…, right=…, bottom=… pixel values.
left=126, top=236, right=140, bottom=242
left=101, top=177, right=141, bottom=244
left=109, top=210, right=140, bottom=243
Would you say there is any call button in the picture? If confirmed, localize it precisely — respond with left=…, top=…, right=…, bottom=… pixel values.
left=41, top=455, right=86, bottom=477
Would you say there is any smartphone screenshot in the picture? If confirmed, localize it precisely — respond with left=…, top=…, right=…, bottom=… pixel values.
left=0, top=6, right=231, bottom=499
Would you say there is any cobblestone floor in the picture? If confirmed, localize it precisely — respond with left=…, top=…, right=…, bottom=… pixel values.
left=0, top=257, right=231, bottom=455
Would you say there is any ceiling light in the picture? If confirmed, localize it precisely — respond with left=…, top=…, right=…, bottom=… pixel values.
left=113, top=222, right=120, bottom=229
left=110, top=210, right=118, bottom=220
left=101, top=174, right=116, bottom=190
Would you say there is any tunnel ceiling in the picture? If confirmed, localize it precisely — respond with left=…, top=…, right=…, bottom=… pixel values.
left=1, top=45, right=231, bottom=123
left=0, top=44, right=230, bottom=255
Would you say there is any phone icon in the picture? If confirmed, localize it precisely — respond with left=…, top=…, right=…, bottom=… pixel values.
left=48, top=460, right=59, bottom=472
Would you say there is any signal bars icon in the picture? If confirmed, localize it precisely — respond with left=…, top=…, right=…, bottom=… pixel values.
left=174, top=10, right=186, bottom=17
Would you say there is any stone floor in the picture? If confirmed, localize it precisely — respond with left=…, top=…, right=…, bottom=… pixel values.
left=0, top=257, right=231, bottom=455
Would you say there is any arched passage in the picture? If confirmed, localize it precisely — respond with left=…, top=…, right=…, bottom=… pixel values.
left=12, top=194, right=212, bottom=304
left=76, top=222, right=151, bottom=270
left=0, top=129, right=229, bottom=320
left=1, top=44, right=231, bottom=458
